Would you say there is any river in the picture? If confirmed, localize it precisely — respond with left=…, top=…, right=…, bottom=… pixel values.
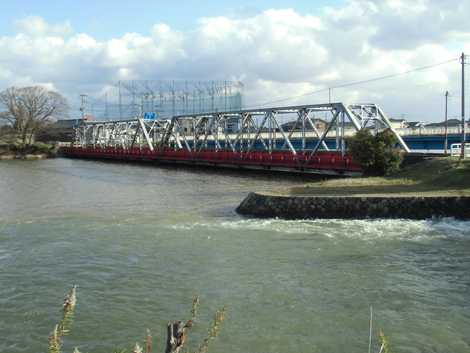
left=0, top=158, right=469, bottom=353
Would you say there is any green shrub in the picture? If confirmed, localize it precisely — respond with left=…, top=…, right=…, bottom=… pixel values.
left=0, top=141, right=55, bottom=156
left=0, top=142, right=19, bottom=154
left=29, top=142, right=54, bottom=154
left=348, top=129, right=402, bottom=176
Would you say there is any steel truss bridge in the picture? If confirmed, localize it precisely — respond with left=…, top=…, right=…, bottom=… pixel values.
left=62, top=103, right=410, bottom=176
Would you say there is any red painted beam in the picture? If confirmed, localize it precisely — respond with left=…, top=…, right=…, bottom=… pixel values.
left=60, top=147, right=362, bottom=174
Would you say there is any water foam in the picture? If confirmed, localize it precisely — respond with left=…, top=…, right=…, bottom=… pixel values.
left=168, top=217, right=470, bottom=242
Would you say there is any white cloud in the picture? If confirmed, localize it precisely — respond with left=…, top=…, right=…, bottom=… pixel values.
left=0, top=2, right=467, bottom=121
left=15, top=16, right=73, bottom=37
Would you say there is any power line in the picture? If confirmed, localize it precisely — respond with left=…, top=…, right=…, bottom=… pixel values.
left=246, top=57, right=459, bottom=109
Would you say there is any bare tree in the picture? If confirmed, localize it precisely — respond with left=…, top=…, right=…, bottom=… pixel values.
left=0, top=86, right=68, bottom=145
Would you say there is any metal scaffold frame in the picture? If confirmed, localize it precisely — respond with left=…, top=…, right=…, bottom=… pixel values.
left=74, top=102, right=410, bottom=159
left=80, top=80, right=244, bottom=120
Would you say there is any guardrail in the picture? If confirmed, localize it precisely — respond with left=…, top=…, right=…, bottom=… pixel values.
left=396, top=126, right=465, bottom=136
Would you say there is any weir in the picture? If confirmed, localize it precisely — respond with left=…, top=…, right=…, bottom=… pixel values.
left=62, top=102, right=410, bottom=175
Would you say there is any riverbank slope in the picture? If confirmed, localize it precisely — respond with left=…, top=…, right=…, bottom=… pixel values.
left=237, top=157, right=470, bottom=219
left=0, top=142, right=57, bottom=160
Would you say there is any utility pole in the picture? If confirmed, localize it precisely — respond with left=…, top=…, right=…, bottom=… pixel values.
left=104, top=93, right=108, bottom=120
left=80, top=94, right=87, bottom=119
left=461, top=52, right=466, bottom=158
left=444, top=90, right=449, bottom=155
left=118, top=81, right=122, bottom=119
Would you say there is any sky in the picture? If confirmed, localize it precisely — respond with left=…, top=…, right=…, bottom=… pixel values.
left=0, top=0, right=469, bottom=121
left=0, top=0, right=342, bottom=38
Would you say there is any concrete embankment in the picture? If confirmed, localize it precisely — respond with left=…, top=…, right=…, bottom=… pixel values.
left=236, top=192, right=470, bottom=220
left=0, top=153, right=50, bottom=160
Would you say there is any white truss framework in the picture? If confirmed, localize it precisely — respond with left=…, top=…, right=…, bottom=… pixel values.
left=74, top=102, right=410, bottom=156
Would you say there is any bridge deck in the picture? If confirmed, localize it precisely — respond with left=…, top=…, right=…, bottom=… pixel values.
left=61, top=147, right=362, bottom=176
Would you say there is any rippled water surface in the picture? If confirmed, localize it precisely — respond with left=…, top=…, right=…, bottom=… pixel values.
left=1, top=159, right=469, bottom=353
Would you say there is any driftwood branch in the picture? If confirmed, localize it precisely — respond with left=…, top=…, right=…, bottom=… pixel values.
left=165, top=320, right=193, bottom=353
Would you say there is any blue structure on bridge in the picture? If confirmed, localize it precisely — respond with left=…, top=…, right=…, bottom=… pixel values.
left=400, top=134, right=468, bottom=151
left=197, top=134, right=468, bottom=153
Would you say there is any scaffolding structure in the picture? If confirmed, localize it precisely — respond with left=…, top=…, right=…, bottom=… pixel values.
left=82, top=80, right=244, bottom=120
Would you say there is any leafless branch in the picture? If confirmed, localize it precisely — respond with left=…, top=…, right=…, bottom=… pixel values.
left=0, top=86, right=68, bottom=145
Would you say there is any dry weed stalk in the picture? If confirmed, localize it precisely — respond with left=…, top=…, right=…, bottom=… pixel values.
left=46, top=289, right=225, bottom=353
left=63, top=285, right=77, bottom=313
left=194, top=307, right=226, bottom=353
left=132, top=343, right=143, bottom=353
left=48, top=324, right=60, bottom=353
left=191, top=296, right=200, bottom=320
left=144, top=329, right=152, bottom=353
left=48, top=285, right=78, bottom=353
left=378, top=330, right=391, bottom=353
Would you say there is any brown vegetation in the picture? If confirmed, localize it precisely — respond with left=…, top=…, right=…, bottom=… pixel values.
left=0, top=86, right=68, bottom=145
left=289, top=157, right=470, bottom=197
left=47, top=287, right=226, bottom=353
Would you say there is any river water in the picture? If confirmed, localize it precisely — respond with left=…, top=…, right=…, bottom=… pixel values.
left=0, top=158, right=469, bottom=353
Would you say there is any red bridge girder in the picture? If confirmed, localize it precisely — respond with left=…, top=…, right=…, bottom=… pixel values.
left=61, top=147, right=362, bottom=176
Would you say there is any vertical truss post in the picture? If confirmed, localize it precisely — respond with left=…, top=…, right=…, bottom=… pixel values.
left=335, top=112, right=340, bottom=152
left=193, top=118, right=197, bottom=152
left=301, top=109, right=306, bottom=150
left=272, top=111, right=277, bottom=151
left=305, top=112, right=329, bottom=151
left=248, top=113, right=268, bottom=152
left=309, top=110, right=340, bottom=159
left=271, top=113, right=297, bottom=155
left=267, top=111, right=272, bottom=153
left=340, top=111, right=346, bottom=156
left=138, top=118, right=154, bottom=151
left=73, top=102, right=410, bottom=158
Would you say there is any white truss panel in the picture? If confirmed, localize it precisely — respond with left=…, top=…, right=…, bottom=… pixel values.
left=74, top=103, right=410, bottom=157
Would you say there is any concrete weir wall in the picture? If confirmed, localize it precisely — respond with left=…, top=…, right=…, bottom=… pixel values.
left=236, top=192, right=470, bottom=220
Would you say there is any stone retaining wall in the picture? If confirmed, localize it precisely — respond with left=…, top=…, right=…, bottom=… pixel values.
left=0, top=153, right=49, bottom=160
left=236, top=192, right=470, bottom=219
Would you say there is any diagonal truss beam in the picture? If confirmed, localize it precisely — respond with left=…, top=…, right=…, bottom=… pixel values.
left=73, top=102, right=410, bottom=155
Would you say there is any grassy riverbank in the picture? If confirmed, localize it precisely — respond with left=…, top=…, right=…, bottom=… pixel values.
left=289, top=157, right=470, bottom=197
left=0, top=141, right=57, bottom=160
